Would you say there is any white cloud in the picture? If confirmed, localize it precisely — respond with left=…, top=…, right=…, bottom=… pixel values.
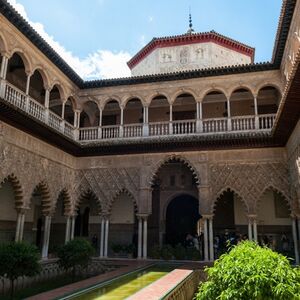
left=7, top=0, right=132, bottom=79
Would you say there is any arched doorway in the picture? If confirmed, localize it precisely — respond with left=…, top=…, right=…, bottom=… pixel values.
left=166, top=195, right=200, bottom=246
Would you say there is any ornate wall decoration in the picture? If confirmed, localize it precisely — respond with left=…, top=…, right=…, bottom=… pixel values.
left=209, top=162, right=291, bottom=213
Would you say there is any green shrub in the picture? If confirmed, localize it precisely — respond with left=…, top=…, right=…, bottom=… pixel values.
left=195, top=241, right=300, bottom=300
left=174, top=244, right=186, bottom=260
left=161, top=244, right=173, bottom=260
left=149, top=245, right=161, bottom=259
left=57, top=238, right=94, bottom=281
left=0, top=242, right=40, bottom=298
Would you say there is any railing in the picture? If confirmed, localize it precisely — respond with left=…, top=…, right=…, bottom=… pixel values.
left=79, top=127, right=98, bottom=141
left=203, top=118, right=228, bottom=133
left=259, top=114, right=276, bottom=130
left=172, top=119, right=196, bottom=135
left=231, top=115, right=255, bottom=131
left=2, top=81, right=277, bottom=143
left=102, top=125, right=120, bottom=139
left=123, top=123, right=143, bottom=138
left=149, top=121, right=170, bottom=136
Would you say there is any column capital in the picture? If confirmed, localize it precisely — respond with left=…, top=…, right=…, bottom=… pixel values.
left=247, top=214, right=257, bottom=223
left=202, top=214, right=214, bottom=220
left=136, top=213, right=149, bottom=220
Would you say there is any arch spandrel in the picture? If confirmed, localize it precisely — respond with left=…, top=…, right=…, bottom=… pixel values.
left=170, top=88, right=198, bottom=104
left=8, top=49, right=32, bottom=74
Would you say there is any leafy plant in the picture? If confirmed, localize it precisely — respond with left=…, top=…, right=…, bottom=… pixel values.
left=195, top=241, right=300, bottom=300
left=57, top=238, right=94, bottom=281
left=0, top=242, right=41, bottom=298
left=149, top=245, right=161, bottom=259
left=161, top=244, right=173, bottom=260
left=111, top=243, right=123, bottom=254
left=174, top=244, right=186, bottom=260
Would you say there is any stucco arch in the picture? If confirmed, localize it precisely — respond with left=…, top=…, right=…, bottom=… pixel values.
left=50, top=82, right=67, bottom=101
left=148, top=154, right=200, bottom=187
left=171, top=88, right=198, bottom=104
left=255, top=185, right=292, bottom=214
left=147, top=92, right=171, bottom=106
left=8, top=49, right=32, bottom=74
left=101, top=96, right=122, bottom=110
left=31, top=66, right=50, bottom=89
left=200, top=87, right=229, bottom=101
left=122, top=95, right=146, bottom=108
left=54, top=188, right=73, bottom=216
left=0, top=32, right=8, bottom=55
left=255, top=83, right=282, bottom=98
left=229, top=86, right=255, bottom=99
left=0, top=174, right=24, bottom=210
left=30, top=181, right=53, bottom=216
left=107, top=188, right=138, bottom=215
left=212, top=187, right=249, bottom=215
left=76, top=189, right=102, bottom=215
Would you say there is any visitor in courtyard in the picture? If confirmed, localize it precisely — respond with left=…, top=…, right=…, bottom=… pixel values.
left=185, top=233, right=194, bottom=248
left=92, top=234, right=98, bottom=250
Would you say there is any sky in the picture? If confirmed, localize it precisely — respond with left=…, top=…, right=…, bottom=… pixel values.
left=7, top=0, right=282, bottom=80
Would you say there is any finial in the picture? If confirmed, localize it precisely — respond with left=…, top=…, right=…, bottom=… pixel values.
left=187, top=7, right=194, bottom=34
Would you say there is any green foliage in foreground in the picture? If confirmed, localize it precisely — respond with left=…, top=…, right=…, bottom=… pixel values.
left=0, top=242, right=40, bottom=298
left=57, top=238, right=94, bottom=280
left=195, top=241, right=300, bottom=300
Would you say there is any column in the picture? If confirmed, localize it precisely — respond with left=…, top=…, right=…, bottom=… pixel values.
left=19, top=213, right=25, bottom=241
left=203, top=217, right=209, bottom=261
left=120, top=107, right=124, bottom=137
left=100, top=217, right=105, bottom=257
left=44, top=89, right=50, bottom=124
left=98, top=108, right=102, bottom=139
left=254, top=96, right=259, bottom=129
left=253, top=217, right=258, bottom=242
left=104, top=217, right=109, bottom=258
left=0, top=55, right=8, bottom=99
left=208, top=216, right=214, bottom=261
left=196, top=101, right=203, bottom=133
left=25, top=73, right=31, bottom=95
left=248, top=216, right=253, bottom=241
left=292, top=217, right=299, bottom=265
left=42, top=215, right=52, bottom=259
left=61, top=101, right=66, bottom=119
left=65, top=216, right=71, bottom=244
left=143, top=216, right=148, bottom=259
left=70, top=216, right=75, bottom=240
left=15, top=210, right=26, bottom=242
left=169, top=104, right=173, bottom=134
left=137, top=216, right=143, bottom=259
left=142, top=106, right=149, bottom=136
left=227, top=98, right=232, bottom=131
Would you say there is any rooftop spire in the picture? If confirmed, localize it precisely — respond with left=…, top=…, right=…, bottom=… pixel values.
left=187, top=7, right=194, bottom=34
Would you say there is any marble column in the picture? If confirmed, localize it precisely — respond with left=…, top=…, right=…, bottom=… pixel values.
left=142, top=106, right=149, bottom=136
left=292, top=216, right=299, bottom=265
left=143, top=216, right=148, bottom=259
left=120, top=107, right=124, bottom=137
left=104, top=217, right=110, bottom=258
left=15, top=211, right=25, bottom=242
left=203, top=217, right=209, bottom=261
left=208, top=216, right=214, bottom=261
left=247, top=215, right=253, bottom=241
left=227, top=98, right=232, bottom=131
left=25, top=73, right=31, bottom=95
left=65, top=216, right=71, bottom=244
left=169, top=104, right=173, bottom=134
left=42, top=215, right=52, bottom=259
left=0, top=56, right=9, bottom=99
left=100, top=217, right=105, bottom=258
left=70, top=216, right=75, bottom=240
left=137, top=215, right=143, bottom=259
left=254, top=96, right=259, bottom=129
left=253, top=217, right=258, bottom=242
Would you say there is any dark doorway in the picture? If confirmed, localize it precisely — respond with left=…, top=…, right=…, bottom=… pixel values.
left=166, top=195, right=200, bottom=246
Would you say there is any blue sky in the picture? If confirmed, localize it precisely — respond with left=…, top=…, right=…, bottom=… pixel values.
left=8, top=0, right=282, bottom=79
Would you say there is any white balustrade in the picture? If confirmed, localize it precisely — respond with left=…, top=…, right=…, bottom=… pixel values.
left=203, top=118, right=228, bottom=133
left=79, top=127, right=99, bottom=141
left=149, top=121, right=170, bottom=136
left=101, top=125, right=120, bottom=139
left=2, top=81, right=277, bottom=143
left=172, top=119, right=196, bottom=135
left=123, top=124, right=143, bottom=138
left=5, top=82, right=26, bottom=110
left=231, top=116, right=255, bottom=131
left=48, top=111, right=62, bottom=131
left=259, top=114, right=276, bottom=130
left=64, top=122, right=75, bottom=139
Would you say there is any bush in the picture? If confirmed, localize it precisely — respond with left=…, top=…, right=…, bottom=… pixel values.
left=160, top=244, right=173, bottom=260
left=149, top=245, right=161, bottom=259
left=174, top=244, right=186, bottom=260
left=195, top=241, right=300, bottom=300
left=58, top=238, right=94, bottom=281
left=0, top=242, right=40, bottom=298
